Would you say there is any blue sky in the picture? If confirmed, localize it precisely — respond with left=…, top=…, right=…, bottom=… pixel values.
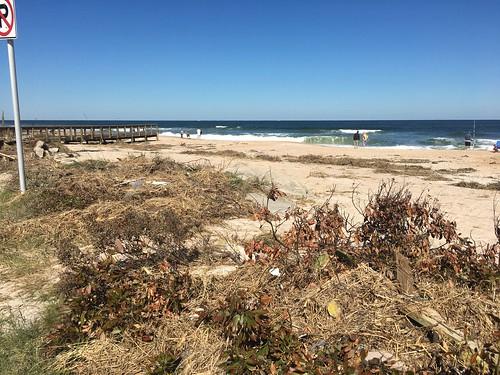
left=0, top=0, right=499, bottom=120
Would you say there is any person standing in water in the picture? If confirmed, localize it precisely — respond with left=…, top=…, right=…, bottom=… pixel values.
left=362, top=132, right=368, bottom=146
left=353, top=130, right=360, bottom=147
left=464, top=132, right=473, bottom=148
left=197, top=128, right=202, bottom=138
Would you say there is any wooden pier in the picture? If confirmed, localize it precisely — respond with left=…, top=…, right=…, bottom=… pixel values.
left=0, top=124, right=160, bottom=144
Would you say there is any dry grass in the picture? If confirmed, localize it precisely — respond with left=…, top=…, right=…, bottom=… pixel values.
left=254, top=154, right=282, bottom=162
left=308, top=170, right=330, bottom=178
left=285, top=154, right=450, bottom=181
left=453, top=181, right=500, bottom=191
left=281, top=265, right=497, bottom=368
left=178, top=262, right=499, bottom=372
left=51, top=313, right=226, bottom=375
left=2, top=153, right=498, bottom=374
left=181, top=149, right=248, bottom=159
left=122, top=142, right=175, bottom=151
left=437, top=167, right=477, bottom=175
left=181, top=149, right=283, bottom=163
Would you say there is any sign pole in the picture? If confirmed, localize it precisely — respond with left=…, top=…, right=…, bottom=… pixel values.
left=7, top=38, right=26, bottom=193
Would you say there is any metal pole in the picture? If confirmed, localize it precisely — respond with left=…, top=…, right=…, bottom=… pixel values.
left=473, top=120, right=476, bottom=149
left=7, top=39, right=26, bottom=193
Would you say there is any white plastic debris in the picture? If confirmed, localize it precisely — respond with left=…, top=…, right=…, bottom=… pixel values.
left=269, top=267, right=281, bottom=277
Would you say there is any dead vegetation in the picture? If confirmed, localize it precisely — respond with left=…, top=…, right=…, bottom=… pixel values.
left=308, top=170, right=330, bottom=178
left=181, top=148, right=283, bottom=164
left=453, top=181, right=500, bottom=191
left=181, top=149, right=248, bottom=159
left=285, top=154, right=451, bottom=181
left=254, top=154, right=282, bottom=162
left=1, top=153, right=499, bottom=374
left=437, top=167, right=477, bottom=175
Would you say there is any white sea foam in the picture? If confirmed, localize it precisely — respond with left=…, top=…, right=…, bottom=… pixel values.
left=430, top=137, right=455, bottom=142
left=160, top=131, right=496, bottom=150
left=338, top=129, right=382, bottom=134
left=215, top=125, right=228, bottom=128
left=476, top=138, right=497, bottom=145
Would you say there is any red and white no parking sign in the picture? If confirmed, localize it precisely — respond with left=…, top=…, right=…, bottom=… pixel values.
left=0, top=0, right=16, bottom=39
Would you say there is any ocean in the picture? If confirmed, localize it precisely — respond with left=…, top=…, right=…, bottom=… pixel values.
left=4, top=120, right=500, bottom=150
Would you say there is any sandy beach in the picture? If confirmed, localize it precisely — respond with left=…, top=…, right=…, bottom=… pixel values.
left=68, top=136, right=500, bottom=245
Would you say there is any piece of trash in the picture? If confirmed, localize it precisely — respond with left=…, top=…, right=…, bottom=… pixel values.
left=131, top=180, right=144, bottom=189
left=150, top=181, right=169, bottom=186
left=327, top=300, right=341, bottom=318
left=269, top=267, right=281, bottom=277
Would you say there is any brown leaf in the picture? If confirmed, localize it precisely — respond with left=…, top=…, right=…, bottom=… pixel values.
left=260, top=294, right=273, bottom=306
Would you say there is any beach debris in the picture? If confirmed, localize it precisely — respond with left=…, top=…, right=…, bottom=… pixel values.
left=395, top=251, right=415, bottom=293
left=0, top=151, right=15, bottom=161
left=269, top=267, right=281, bottom=277
left=364, top=351, right=405, bottom=371
left=190, top=264, right=238, bottom=278
left=401, top=304, right=488, bottom=366
left=116, top=178, right=142, bottom=187
left=4, top=155, right=498, bottom=374
left=150, top=180, right=169, bottom=186
left=225, top=243, right=249, bottom=263
left=326, top=300, right=341, bottom=318
left=33, top=140, right=49, bottom=158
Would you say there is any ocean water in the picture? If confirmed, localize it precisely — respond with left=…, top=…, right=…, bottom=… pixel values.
left=6, top=120, right=500, bottom=150
left=157, top=120, right=500, bottom=150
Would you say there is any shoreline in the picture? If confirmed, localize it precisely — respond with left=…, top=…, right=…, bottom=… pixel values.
left=159, top=133, right=498, bottom=151
left=159, top=134, right=498, bottom=155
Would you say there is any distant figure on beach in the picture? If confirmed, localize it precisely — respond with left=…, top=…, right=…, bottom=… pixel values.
left=493, top=141, right=499, bottom=153
left=197, top=128, right=202, bottom=138
left=186, top=132, right=191, bottom=138
left=353, top=130, right=360, bottom=147
left=464, top=132, right=472, bottom=148
left=362, top=132, right=368, bottom=146
left=180, top=130, right=184, bottom=138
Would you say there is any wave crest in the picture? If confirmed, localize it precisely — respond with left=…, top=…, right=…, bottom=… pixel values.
left=339, top=129, right=382, bottom=134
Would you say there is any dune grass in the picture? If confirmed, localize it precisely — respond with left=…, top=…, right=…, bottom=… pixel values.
left=0, top=303, right=64, bottom=375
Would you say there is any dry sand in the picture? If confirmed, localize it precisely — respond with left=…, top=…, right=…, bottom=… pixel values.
left=68, top=136, right=500, bottom=245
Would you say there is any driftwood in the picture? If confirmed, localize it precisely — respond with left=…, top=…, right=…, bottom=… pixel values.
left=395, top=251, right=415, bottom=293
left=403, top=305, right=465, bottom=343
left=0, top=152, right=15, bottom=161
left=402, top=305, right=492, bottom=372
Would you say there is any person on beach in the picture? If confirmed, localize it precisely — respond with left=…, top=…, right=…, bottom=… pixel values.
left=353, top=130, right=360, bottom=147
left=197, top=128, right=201, bottom=138
left=186, top=132, right=191, bottom=138
left=180, top=130, right=184, bottom=138
left=464, top=132, right=472, bottom=148
left=362, top=132, right=368, bottom=146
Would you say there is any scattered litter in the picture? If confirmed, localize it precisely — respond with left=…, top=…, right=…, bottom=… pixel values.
left=269, top=267, right=281, bottom=277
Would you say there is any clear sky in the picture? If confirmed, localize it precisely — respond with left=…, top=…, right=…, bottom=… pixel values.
left=0, top=0, right=499, bottom=120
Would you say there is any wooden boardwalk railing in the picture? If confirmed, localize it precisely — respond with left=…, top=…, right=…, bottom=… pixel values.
left=0, top=124, right=160, bottom=144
